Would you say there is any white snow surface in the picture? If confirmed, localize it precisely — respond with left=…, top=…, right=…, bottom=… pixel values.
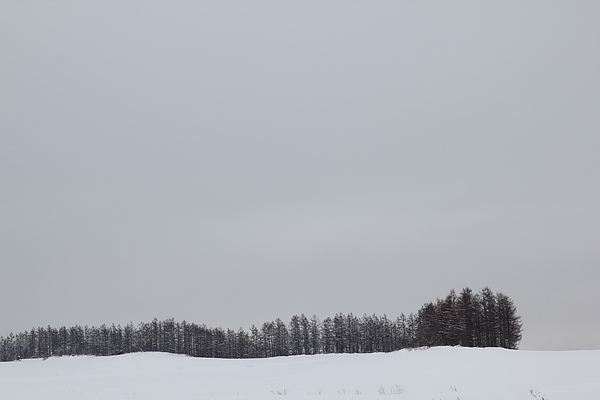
left=0, top=347, right=598, bottom=400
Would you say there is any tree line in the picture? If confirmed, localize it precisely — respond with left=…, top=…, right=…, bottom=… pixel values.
left=0, top=287, right=522, bottom=362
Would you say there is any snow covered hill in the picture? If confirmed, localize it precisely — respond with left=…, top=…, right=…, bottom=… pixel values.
left=0, top=347, right=598, bottom=400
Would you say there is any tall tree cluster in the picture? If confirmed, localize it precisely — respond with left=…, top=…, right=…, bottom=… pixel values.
left=415, top=287, right=522, bottom=349
left=0, top=287, right=522, bottom=362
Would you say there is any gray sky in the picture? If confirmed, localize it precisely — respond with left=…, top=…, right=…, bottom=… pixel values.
left=1, top=1, right=599, bottom=351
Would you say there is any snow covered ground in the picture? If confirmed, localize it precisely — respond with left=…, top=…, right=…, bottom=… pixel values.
left=0, top=347, right=598, bottom=400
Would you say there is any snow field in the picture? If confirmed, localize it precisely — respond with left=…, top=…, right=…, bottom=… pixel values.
left=0, top=346, right=598, bottom=400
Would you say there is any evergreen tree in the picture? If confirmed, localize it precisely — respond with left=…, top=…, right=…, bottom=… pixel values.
left=381, top=315, right=394, bottom=352
left=333, top=313, right=346, bottom=353
left=261, top=321, right=275, bottom=358
left=309, top=315, right=321, bottom=355
left=439, top=290, right=459, bottom=346
left=345, top=313, right=360, bottom=353
left=288, top=315, right=301, bottom=355
left=321, top=317, right=334, bottom=354
left=416, top=302, right=439, bottom=347
left=236, top=328, right=250, bottom=358
left=495, top=292, right=523, bottom=349
left=274, top=318, right=289, bottom=356
left=249, top=324, right=261, bottom=358
left=300, top=314, right=311, bottom=355
left=479, top=287, right=498, bottom=347
left=457, top=288, right=476, bottom=347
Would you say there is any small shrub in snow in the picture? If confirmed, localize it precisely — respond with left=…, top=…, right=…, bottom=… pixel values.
left=378, top=384, right=404, bottom=394
left=529, top=389, right=548, bottom=400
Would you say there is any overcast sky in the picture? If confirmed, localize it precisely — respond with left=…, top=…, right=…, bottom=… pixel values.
left=1, top=1, right=599, bottom=351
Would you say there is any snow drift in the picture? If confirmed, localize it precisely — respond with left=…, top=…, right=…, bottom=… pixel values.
left=0, top=346, right=598, bottom=400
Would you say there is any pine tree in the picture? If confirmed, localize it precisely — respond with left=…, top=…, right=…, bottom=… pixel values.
left=288, top=315, right=301, bottom=355
left=309, top=315, right=321, bottom=355
left=261, top=322, right=275, bottom=358
left=479, top=287, right=498, bottom=347
left=274, top=318, right=289, bottom=356
left=381, top=315, right=394, bottom=352
left=236, top=328, right=250, bottom=358
left=457, top=288, right=476, bottom=347
left=249, top=324, right=261, bottom=358
left=439, top=290, right=459, bottom=346
left=416, top=302, right=438, bottom=346
left=321, top=317, right=334, bottom=354
left=333, top=313, right=346, bottom=353
left=495, top=292, right=523, bottom=349
left=345, top=313, right=359, bottom=353
left=300, top=314, right=311, bottom=355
